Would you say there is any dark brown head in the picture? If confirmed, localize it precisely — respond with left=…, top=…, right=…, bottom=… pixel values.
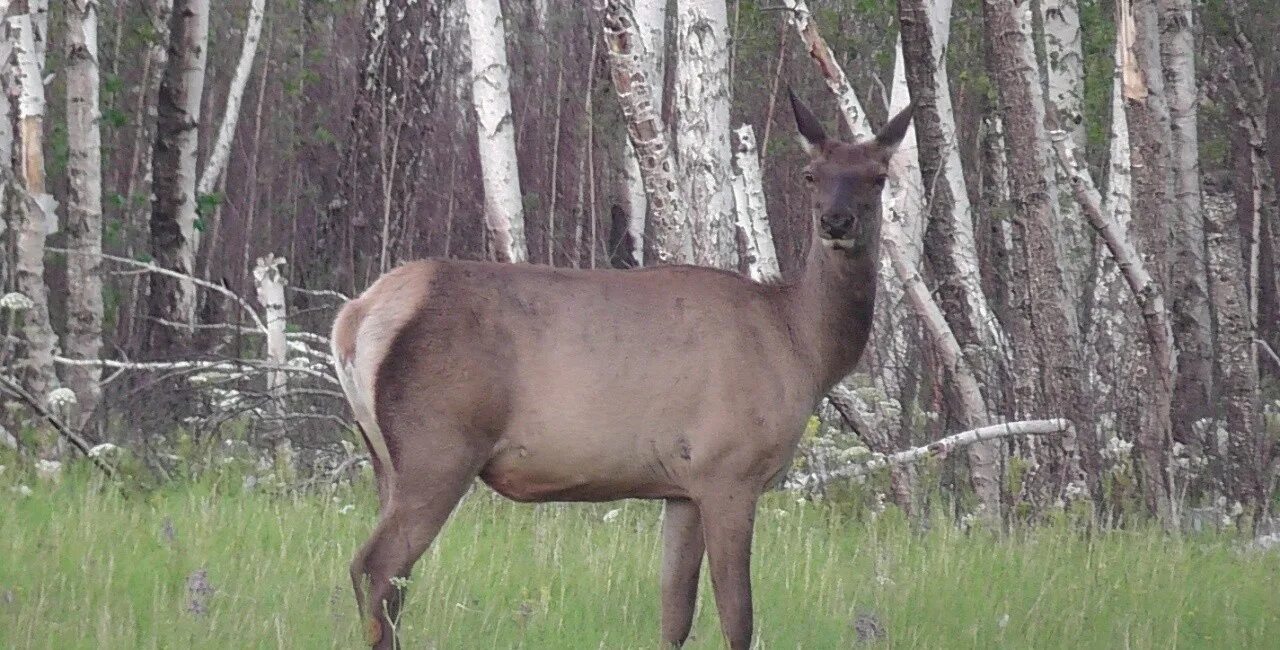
left=790, top=90, right=913, bottom=252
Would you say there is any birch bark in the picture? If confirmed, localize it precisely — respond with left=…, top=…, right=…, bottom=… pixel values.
left=149, top=0, right=210, bottom=347
left=1118, top=0, right=1175, bottom=522
left=898, top=0, right=1006, bottom=515
left=1039, top=0, right=1092, bottom=310
left=64, top=0, right=104, bottom=425
left=1203, top=191, right=1266, bottom=515
left=467, top=0, right=528, bottom=264
left=617, top=0, right=667, bottom=266
left=600, top=0, right=691, bottom=265
left=675, top=0, right=735, bottom=269
left=729, top=125, right=778, bottom=281
left=1157, top=0, right=1215, bottom=445
left=7, top=5, right=59, bottom=405
left=197, top=0, right=267, bottom=197
left=982, top=0, right=1093, bottom=500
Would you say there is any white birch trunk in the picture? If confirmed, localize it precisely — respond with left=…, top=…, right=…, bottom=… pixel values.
left=601, top=0, right=691, bottom=265
left=64, top=0, right=104, bottom=425
left=729, top=125, right=778, bottom=281
left=467, top=0, right=527, bottom=264
left=197, top=0, right=267, bottom=197
left=1040, top=0, right=1092, bottom=309
left=149, top=0, right=210, bottom=336
left=8, top=9, right=59, bottom=405
left=675, top=0, right=735, bottom=269
left=619, top=0, right=667, bottom=265
left=253, top=253, right=293, bottom=476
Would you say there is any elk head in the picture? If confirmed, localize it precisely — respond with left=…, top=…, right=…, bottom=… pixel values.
left=790, top=90, right=913, bottom=253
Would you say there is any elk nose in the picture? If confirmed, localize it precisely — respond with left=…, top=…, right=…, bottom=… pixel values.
left=821, top=212, right=854, bottom=238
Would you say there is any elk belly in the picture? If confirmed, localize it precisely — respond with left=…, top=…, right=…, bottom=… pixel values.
left=479, top=436, right=687, bottom=503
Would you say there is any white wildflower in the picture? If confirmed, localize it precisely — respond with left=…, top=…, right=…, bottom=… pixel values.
left=338, top=504, right=355, bottom=515
left=88, top=442, right=119, bottom=458
left=1064, top=481, right=1088, bottom=501
left=389, top=576, right=411, bottom=589
left=0, top=292, right=34, bottom=311
left=774, top=508, right=789, bottom=517
left=15, top=484, right=33, bottom=497
left=46, top=387, right=77, bottom=409
left=602, top=508, right=621, bottom=523
left=997, top=613, right=1010, bottom=629
left=35, top=459, right=62, bottom=482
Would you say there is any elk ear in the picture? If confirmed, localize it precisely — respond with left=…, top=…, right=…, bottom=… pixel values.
left=789, top=88, right=827, bottom=155
left=874, top=103, right=914, bottom=157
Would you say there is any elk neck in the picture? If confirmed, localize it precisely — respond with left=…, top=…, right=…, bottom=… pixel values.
left=776, top=219, right=881, bottom=393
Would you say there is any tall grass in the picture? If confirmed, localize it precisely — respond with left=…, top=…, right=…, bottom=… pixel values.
left=1, top=465, right=1277, bottom=649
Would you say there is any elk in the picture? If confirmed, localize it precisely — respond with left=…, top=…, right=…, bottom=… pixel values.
left=331, top=92, right=913, bottom=650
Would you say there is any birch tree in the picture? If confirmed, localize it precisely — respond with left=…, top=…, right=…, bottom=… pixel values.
left=898, top=0, right=1006, bottom=515
left=600, top=0, right=691, bottom=265
left=675, top=0, right=736, bottom=269
left=467, top=0, right=528, bottom=264
left=197, top=0, right=267, bottom=197
left=1203, top=191, right=1265, bottom=516
left=1039, top=0, right=1092, bottom=309
left=730, top=125, right=778, bottom=281
left=617, top=0, right=667, bottom=266
left=7, top=2, right=59, bottom=404
left=982, top=0, right=1093, bottom=500
left=1157, top=0, right=1215, bottom=443
left=64, top=0, right=104, bottom=424
left=148, top=0, right=210, bottom=348
left=1117, top=0, right=1176, bottom=521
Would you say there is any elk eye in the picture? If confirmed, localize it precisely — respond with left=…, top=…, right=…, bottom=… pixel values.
left=803, top=171, right=816, bottom=184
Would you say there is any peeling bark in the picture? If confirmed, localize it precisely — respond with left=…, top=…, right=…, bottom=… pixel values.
left=729, top=125, right=779, bottom=281
left=675, top=0, right=735, bottom=269
left=197, top=0, right=267, bottom=197
left=600, top=0, right=691, bottom=265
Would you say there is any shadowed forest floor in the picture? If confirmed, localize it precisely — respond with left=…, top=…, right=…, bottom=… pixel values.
left=1, top=466, right=1278, bottom=649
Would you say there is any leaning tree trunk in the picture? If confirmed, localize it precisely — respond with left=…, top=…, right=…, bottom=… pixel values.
left=675, top=0, right=736, bottom=270
left=982, top=0, right=1093, bottom=506
left=7, top=4, right=59, bottom=408
left=898, top=0, right=1006, bottom=517
left=1118, top=0, right=1176, bottom=523
left=1157, top=0, right=1215, bottom=455
left=148, top=0, right=210, bottom=351
left=467, top=0, right=528, bottom=264
left=64, top=0, right=105, bottom=426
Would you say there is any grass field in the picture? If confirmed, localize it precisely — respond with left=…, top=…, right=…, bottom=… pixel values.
left=2, top=466, right=1278, bottom=649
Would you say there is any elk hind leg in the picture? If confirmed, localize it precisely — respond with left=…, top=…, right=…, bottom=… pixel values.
left=350, top=422, right=485, bottom=649
left=660, top=498, right=704, bottom=647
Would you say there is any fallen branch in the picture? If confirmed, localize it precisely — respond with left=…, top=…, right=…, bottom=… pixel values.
left=52, top=356, right=340, bottom=385
left=828, top=419, right=1072, bottom=479
left=0, top=374, right=116, bottom=477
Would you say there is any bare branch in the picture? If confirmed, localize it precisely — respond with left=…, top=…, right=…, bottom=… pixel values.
left=829, top=419, right=1072, bottom=479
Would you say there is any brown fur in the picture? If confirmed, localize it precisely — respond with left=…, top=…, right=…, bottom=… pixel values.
left=332, top=96, right=912, bottom=649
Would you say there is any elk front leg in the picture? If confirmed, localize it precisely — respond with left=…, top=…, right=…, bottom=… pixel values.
left=661, top=498, right=705, bottom=646
left=698, top=490, right=759, bottom=650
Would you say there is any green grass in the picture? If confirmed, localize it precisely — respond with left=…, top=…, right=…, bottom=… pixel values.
left=1, top=467, right=1278, bottom=649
